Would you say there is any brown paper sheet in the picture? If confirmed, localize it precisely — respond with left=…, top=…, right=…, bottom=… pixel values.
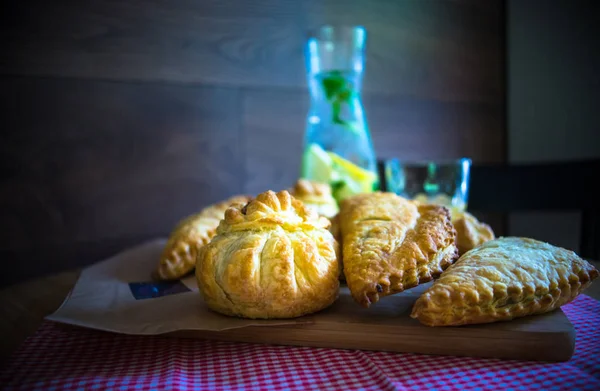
left=46, top=239, right=312, bottom=334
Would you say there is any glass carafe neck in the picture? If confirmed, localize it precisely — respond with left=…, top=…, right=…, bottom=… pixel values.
left=305, top=25, right=366, bottom=81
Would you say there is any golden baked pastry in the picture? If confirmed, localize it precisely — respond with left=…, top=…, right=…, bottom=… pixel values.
left=196, top=190, right=340, bottom=319
left=411, top=237, right=599, bottom=326
left=154, top=195, right=252, bottom=280
left=452, top=210, right=495, bottom=255
left=339, top=192, right=458, bottom=307
left=289, top=179, right=339, bottom=219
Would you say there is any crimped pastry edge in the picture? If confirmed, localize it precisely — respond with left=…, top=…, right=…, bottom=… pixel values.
left=360, top=243, right=459, bottom=307
left=154, top=195, right=252, bottom=280
left=410, top=240, right=600, bottom=326
left=155, top=232, right=213, bottom=280
left=343, top=197, right=459, bottom=308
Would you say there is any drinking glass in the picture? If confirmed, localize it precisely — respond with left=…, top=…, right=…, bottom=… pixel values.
left=384, top=158, right=472, bottom=214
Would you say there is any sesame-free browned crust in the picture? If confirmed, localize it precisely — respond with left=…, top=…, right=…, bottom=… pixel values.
left=452, top=211, right=495, bottom=255
left=289, top=179, right=339, bottom=219
left=339, top=192, right=458, bottom=308
left=154, top=195, right=252, bottom=280
left=196, top=190, right=340, bottom=319
left=411, top=237, right=599, bottom=326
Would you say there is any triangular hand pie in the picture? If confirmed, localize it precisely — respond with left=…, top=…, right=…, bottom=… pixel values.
left=452, top=210, right=495, bottom=255
left=339, top=192, right=458, bottom=307
left=411, top=237, right=599, bottom=326
left=154, top=195, right=252, bottom=280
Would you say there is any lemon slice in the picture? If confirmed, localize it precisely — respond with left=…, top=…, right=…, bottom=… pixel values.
left=302, top=144, right=338, bottom=183
left=301, top=144, right=378, bottom=202
left=327, top=151, right=378, bottom=193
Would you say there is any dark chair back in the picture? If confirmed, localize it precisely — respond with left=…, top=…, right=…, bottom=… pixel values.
left=469, top=159, right=599, bottom=259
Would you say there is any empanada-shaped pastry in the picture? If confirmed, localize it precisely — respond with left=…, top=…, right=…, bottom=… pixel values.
left=196, top=190, right=340, bottom=319
left=411, top=237, right=599, bottom=326
left=154, top=195, right=252, bottom=280
left=339, top=192, right=458, bottom=307
left=452, top=210, right=495, bottom=255
left=289, top=179, right=339, bottom=219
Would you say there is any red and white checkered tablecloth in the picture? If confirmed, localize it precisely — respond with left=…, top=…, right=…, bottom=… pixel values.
left=1, top=295, right=599, bottom=391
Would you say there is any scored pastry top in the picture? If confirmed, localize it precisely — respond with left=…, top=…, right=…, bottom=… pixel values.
left=218, top=190, right=330, bottom=233
left=196, top=189, right=340, bottom=319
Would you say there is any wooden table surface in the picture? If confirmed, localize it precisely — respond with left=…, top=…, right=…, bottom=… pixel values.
left=1, top=261, right=599, bottom=363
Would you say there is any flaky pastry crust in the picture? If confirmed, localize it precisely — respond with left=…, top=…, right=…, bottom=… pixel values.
left=339, top=192, right=458, bottom=307
left=289, top=179, right=339, bottom=219
left=411, top=237, right=599, bottom=326
left=196, top=190, right=340, bottom=319
left=154, top=195, right=252, bottom=280
left=452, top=211, right=495, bottom=255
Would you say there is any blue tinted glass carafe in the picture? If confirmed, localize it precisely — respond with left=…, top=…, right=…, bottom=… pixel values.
left=300, top=26, right=379, bottom=203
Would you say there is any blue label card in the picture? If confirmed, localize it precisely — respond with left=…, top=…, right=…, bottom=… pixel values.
left=128, top=280, right=191, bottom=300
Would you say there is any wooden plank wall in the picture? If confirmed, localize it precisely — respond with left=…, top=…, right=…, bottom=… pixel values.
left=0, top=0, right=505, bottom=286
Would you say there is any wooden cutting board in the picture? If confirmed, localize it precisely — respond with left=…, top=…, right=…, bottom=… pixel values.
left=172, top=283, right=576, bottom=362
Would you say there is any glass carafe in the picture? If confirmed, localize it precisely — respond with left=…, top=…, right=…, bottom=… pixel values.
left=300, top=25, right=379, bottom=203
